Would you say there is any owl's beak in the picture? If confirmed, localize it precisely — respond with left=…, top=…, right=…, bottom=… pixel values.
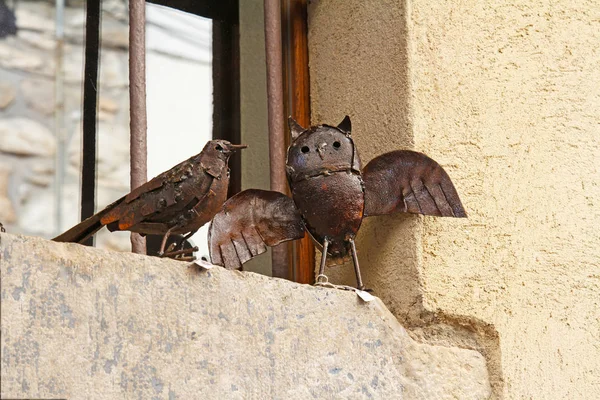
left=316, top=143, right=327, bottom=160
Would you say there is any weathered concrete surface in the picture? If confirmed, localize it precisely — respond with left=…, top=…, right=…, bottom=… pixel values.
left=308, top=0, right=600, bottom=398
left=0, top=234, right=490, bottom=399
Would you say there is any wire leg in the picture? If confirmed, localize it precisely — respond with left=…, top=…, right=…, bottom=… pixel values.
left=318, top=239, right=329, bottom=278
left=349, top=238, right=365, bottom=290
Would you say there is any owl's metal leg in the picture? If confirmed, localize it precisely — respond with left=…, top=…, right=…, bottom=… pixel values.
left=318, top=239, right=329, bottom=278
left=349, top=238, right=365, bottom=291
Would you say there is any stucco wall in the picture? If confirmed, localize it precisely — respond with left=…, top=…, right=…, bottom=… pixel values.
left=239, top=0, right=270, bottom=193
left=308, top=0, right=600, bottom=398
left=1, top=234, right=491, bottom=399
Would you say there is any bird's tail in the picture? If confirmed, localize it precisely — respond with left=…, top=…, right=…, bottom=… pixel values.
left=52, top=197, right=124, bottom=244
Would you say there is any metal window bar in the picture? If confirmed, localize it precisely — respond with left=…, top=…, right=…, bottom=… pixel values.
left=76, top=0, right=247, bottom=261
left=79, top=0, right=149, bottom=254
left=80, top=0, right=101, bottom=246
left=212, top=17, right=241, bottom=197
left=264, top=0, right=289, bottom=279
left=129, top=0, right=148, bottom=254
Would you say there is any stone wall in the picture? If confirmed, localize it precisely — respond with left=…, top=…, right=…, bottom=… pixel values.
left=308, top=0, right=600, bottom=398
left=0, top=233, right=491, bottom=399
left=0, top=1, right=213, bottom=255
left=0, top=0, right=133, bottom=251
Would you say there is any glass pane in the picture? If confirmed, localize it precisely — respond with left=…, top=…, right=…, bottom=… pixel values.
left=0, top=0, right=214, bottom=258
left=146, top=4, right=213, bottom=259
left=0, top=0, right=273, bottom=271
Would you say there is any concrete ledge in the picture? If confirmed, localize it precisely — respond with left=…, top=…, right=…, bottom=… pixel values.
left=1, top=234, right=490, bottom=399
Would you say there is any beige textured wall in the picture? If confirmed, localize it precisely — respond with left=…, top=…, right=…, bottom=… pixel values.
left=309, top=0, right=600, bottom=398
left=239, top=0, right=272, bottom=275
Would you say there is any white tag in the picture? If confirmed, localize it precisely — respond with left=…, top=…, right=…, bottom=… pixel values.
left=356, top=289, right=375, bottom=302
left=193, top=259, right=215, bottom=270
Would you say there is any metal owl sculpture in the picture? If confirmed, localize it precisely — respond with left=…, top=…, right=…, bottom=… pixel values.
left=209, top=116, right=466, bottom=290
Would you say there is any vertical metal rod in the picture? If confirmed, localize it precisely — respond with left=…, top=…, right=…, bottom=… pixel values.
left=54, top=0, right=65, bottom=235
left=318, top=239, right=329, bottom=277
left=349, top=239, right=364, bottom=290
left=129, top=0, right=148, bottom=254
left=264, top=0, right=289, bottom=279
left=80, top=0, right=101, bottom=246
left=212, top=20, right=241, bottom=197
left=264, top=0, right=286, bottom=194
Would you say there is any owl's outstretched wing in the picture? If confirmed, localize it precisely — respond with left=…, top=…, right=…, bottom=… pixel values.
left=208, top=189, right=306, bottom=270
left=362, top=150, right=466, bottom=218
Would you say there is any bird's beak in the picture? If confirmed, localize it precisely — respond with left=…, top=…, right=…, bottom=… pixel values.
left=229, top=144, right=248, bottom=151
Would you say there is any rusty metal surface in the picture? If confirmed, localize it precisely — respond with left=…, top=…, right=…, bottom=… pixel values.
left=289, top=174, right=363, bottom=260
left=264, top=0, right=287, bottom=196
left=208, top=189, right=305, bottom=270
left=208, top=116, right=466, bottom=289
left=53, top=141, right=245, bottom=259
left=264, top=0, right=289, bottom=279
left=286, top=119, right=364, bottom=260
left=129, top=0, right=148, bottom=254
left=362, top=150, right=467, bottom=218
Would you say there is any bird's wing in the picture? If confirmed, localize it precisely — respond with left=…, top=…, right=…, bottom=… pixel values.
left=124, top=154, right=199, bottom=204
left=101, top=160, right=213, bottom=231
left=362, top=150, right=466, bottom=218
left=53, top=153, right=211, bottom=241
left=208, top=189, right=306, bottom=270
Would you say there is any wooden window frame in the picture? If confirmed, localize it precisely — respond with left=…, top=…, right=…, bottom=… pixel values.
left=282, top=0, right=315, bottom=284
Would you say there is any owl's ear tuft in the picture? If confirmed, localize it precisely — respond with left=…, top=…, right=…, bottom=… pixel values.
left=337, top=115, right=351, bottom=134
left=288, top=117, right=306, bottom=140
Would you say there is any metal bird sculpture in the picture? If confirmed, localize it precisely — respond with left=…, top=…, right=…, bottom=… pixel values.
left=54, top=140, right=246, bottom=259
left=208, top=116, right=466, bottom=289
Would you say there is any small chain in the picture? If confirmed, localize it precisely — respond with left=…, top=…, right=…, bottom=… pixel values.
left=314, top=274, right=360, bottom=293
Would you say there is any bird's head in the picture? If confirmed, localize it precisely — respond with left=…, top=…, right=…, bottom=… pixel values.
left=204, top=140, right=247, bottom=160
left=286, top=116, right=361, bottom=183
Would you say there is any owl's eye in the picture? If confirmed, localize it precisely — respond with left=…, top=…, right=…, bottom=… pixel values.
left=215, top=144, right=223, bottom=152
left=333, top=141, right=341, bottom=149
left=301, top=146, right=310, bottom=153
